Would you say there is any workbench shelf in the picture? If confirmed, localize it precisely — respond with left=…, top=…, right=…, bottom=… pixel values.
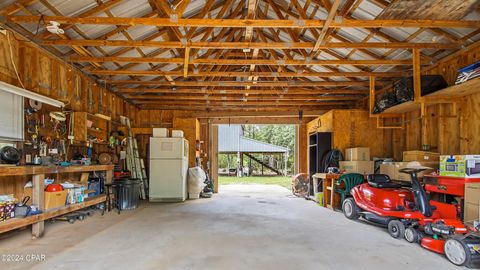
left=0, top=195, right=106, bottom=234
left=0, top=165, right=114, bottom=237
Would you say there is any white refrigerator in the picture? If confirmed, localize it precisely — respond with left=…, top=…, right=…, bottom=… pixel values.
left=149, top=137, right=189, bottom=202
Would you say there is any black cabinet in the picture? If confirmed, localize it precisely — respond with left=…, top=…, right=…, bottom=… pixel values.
left=308, top=132, right=332, bottom=195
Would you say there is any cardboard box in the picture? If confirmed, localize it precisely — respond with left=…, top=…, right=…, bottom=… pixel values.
left=403, top=150, right=439, bottom=162
left=44, top=191, right=68, bottom=210
left=171, top=130, right=184, bottom=138
left=465, top=202, right=480, bottom=223
left=440, top=155, right=480, bottom=178
left=465, top=183, right=480, bottom=204
left=152, top=128, right=168, bottom=137
left=24, top=188, right=68, bottom=210
left=380, top=161, right=438, bottom=182
left=340, top=161, right=374, bottom=174
left=465, top=183, right=480, bottom=222
left=345, top=147, right=370, bottom=161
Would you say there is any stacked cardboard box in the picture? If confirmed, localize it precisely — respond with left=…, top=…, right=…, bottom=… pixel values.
left=403, top=151, right=439, bottom=162
left=380, top=162, right=438, bottom=182
left=465, top=183, right=480, bottom=222
left=340, top=147, right=374, bottom=174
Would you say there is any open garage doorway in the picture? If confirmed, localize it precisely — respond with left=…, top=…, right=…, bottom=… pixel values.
left=217, top=124, right=295, bottom=191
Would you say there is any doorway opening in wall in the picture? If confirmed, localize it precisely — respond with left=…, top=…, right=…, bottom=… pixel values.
left=217, top=124, right=295, bottom=190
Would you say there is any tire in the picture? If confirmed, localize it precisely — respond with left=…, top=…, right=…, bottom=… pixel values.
left=444, top=237, right=469, bottom=266
left=342, top=198, right=360, bottom=220
left=388, top=220, right=405, bottom=239
left=68, top=218, right=75, bottom=224
left=404, top=227, right=418, bottom=243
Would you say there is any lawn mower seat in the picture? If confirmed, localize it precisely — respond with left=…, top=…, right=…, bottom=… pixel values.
left=367, top=174, right=403, bottom=189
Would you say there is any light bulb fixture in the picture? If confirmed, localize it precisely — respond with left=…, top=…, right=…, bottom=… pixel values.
left=46, top=21, right=64, bottom=35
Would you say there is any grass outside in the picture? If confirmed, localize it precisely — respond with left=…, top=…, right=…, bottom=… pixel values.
left=218, top=176, right=292, bottom=189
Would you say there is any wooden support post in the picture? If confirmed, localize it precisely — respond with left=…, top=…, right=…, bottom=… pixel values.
left=209, top=124, right=218, bottom=193
left=32, top=173, right=45, bottom=238
left=106, top=168, right=113, bottom=184
left=413, top=48, right=421, bottom=102
left=237, top=151, right=242, bottom=177
left=184, top=47, right=190, bottom=78
left=369, top=76, right=375, bottom=117
left=294, top=125, right=299, bottom=175
left=421, top=102, right=428, bottom=147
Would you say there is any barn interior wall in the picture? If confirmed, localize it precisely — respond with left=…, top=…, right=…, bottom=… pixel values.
left=390, top=43, right=480, bottom=159
left=0, top=32, right=136, bottom=199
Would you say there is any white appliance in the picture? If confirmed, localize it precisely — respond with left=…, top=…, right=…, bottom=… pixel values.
left=149, top=137, right=189, bottom=202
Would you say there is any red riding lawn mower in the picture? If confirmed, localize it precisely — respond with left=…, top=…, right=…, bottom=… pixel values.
left=342, top=163, right=480, bottom=268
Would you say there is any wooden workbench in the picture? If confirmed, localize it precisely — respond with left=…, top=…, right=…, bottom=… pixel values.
left=0, top=164, right=114, bottom=237
left=313, top=173, right=342, bottom=210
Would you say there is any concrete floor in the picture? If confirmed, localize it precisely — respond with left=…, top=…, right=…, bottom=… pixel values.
left=0, top=184, right=462, bottom=270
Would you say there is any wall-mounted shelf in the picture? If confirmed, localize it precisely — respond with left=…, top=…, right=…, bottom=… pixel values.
left=374, top=77, right=480, bottom=117
left=426, top=77, right=480, bottom=98
left=381, top=101, right=421, bottom=114
left=73, top=112, right=110, bottom=142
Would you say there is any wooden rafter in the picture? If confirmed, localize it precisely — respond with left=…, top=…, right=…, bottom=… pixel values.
left=67, top=56, right=414, bottom=66
left=106, top=80, right=376, bottom=87
left=40, top=39, right=459, bottom=49
left=312, top=0, right=342, bottom=51
left=6, top=15, right=480, bottom=28
left=89, top=70, right=404, bottom=77
left=2, top=0, right=478, bottom=112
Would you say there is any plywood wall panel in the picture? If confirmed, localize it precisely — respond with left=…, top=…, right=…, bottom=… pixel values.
left=459, top=93, right=480, bottom=153
left=37, top=54, right=52, bottom=96
left=307, top=110, right=391, bottom=159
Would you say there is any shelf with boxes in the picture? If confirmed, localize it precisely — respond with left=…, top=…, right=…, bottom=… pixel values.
left=72, top=112, right=111, bottom=144
left=0, top=165, right=113, bottom=237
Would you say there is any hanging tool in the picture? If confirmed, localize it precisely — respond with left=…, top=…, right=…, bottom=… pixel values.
left=74, top=76, right=82, bottom=106
left=98, top=82, right=104, bottom=113
left=87, top=81, right=94, bottom=112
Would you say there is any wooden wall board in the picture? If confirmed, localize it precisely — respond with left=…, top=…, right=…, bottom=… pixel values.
left=307, top=110, right=333, bottom=134
left=0, top=33, right=130, bottom=121
left=460, top=93, right=480, bottom=153
left=298, top=123, right=308, bottom=174
left=173, top=117, right=199, bottom=167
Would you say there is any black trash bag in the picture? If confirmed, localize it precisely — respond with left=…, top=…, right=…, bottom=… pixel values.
left=373, top=92, right=397, bottom=114
left=394, top=75, right=448, bottom=103
left=394, top=79, right=413, bottom=103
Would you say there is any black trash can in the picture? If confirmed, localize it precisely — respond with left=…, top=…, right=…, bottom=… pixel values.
left=112, top=179, right=140, bottom=210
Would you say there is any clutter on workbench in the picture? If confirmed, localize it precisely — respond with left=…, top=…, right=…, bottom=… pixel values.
left=0, top=195, right=16, bottom=221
